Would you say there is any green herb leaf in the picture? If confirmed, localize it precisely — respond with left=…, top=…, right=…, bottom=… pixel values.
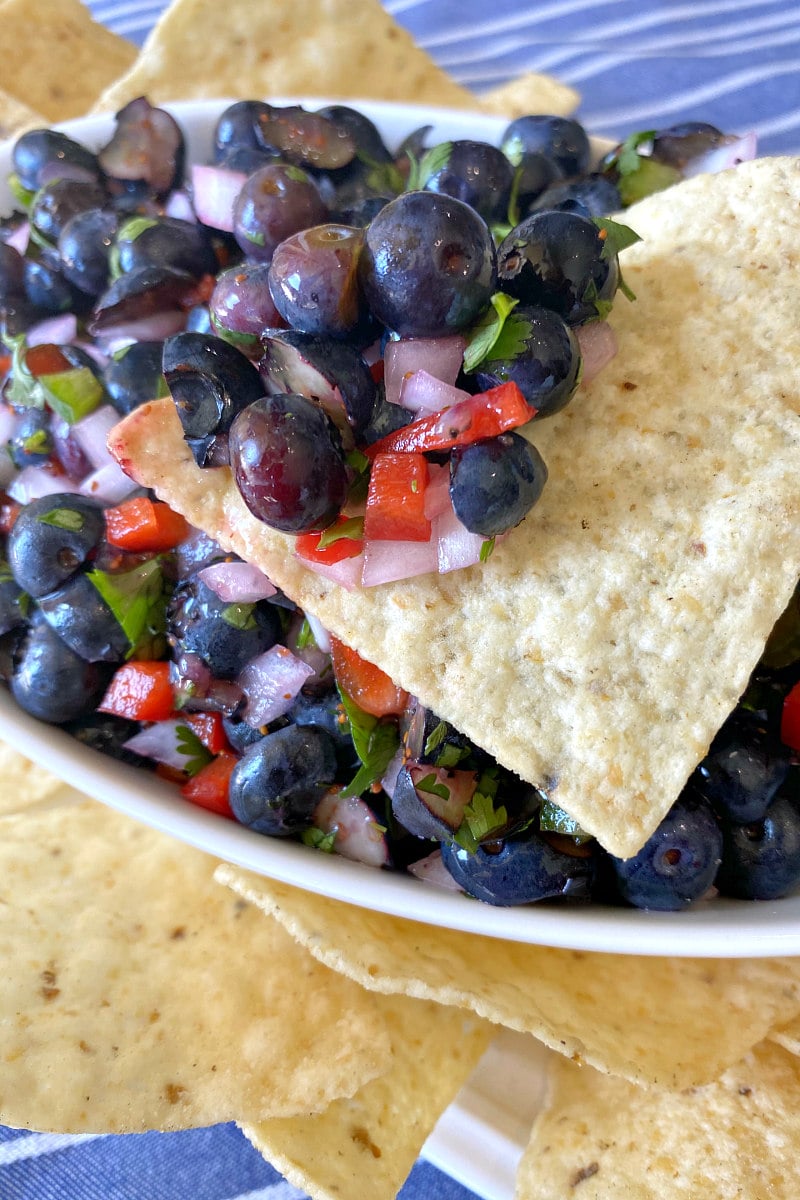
left=454, top=788, right=508, bottom=853
left=7, top=173, right=35, bottom=209
left=435, top=742, right=470, bottom=769
left=284, top=165, right=310, bottom=184
left=406, top=141, right=452, bottom=191
left=582, top=278, right=615, bottom=322
left=117, top=215, right=159, bottom=243
left=4, top=333, right=45, bottom=410
left=317, top=516, right=365, bottom=549
left=480, top=537, right=496, bottom=563
left=613, top=130, right=657, bottom=176
left=300, top=826, right=337, bottom=853
left=295, top=617, right=315, bottom=652
left=337, top=688, right=400, bottom=799
left=415, top=772, right=451, bottom=802
left=592, top=216, right=642, bottom=261
left=618, top=157, right=680, bottom=206
left=175, top=724, right=213, bottom=777
left=21, top=428, right=51, bottom=456
left=221, top=602, right=258, bottom=631
left=40, top=366, right=104, bottom=424
left=37, top=506, right=85, bottom=532
left=356, top=150, right=404, bottom=196
left=424, top=720, right=448, bottom=756
left=539, top=798, right=593, bottom=843
left=87, top=558, right=167, bottom=660
left=463, top=292, right=520, bottom=372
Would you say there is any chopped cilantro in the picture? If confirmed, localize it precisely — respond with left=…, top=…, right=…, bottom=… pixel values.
left=118, top=215, right=159, bottom=243
left=356, top=149, right=404, bottom=196
left=4, top=333, right=45, bottom=410
left=37, top=507, right=85, bottom=532
left=424, top=720, right=448, bottom=756
left=592, top=217, right=642, bottom=261
left=454, top=789, right=508, bottom=854
left=613, top=130, right=657, bottom=176
left=480, top=537, right=496, bottom=563
left=415, top=772, right=451, bottom=802
left=7, top=173, right=35, bottom=209
left=317, top=516, right=365, bottom=549
left=221, top=602, right=258, bottom=631
left=86, top=558, right=167, bottom=660
left=284, top=165, right=310, bottom=184
left=539, top=798, right=593, bottom=843
left=435, top=743, right=470, bottom=769
left=406, top=141, right=452, bottom=191
left=301, top=826, right=337, bottom=853
left=345, top=447, right=371, bottom=506
left=21, top=428, right=51, bottom=456
left=582, top=278, right=615, bottom=322
left=463, top=292, right=521, bottom=372
left=337, top=688, right=400, bottom=799
left=295, top=617, right=315, bottom=651
left=175, top=725, right=213, bottom=777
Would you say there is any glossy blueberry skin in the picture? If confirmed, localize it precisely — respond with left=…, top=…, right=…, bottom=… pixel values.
left=12, top=129, right=102, bottom=192
left=0, top=574, right=29, bottom=637
left=38, top=572, right=130, bottom=662
left=11, top=612, right=112, bottom=725
left=214, top=100, right=276, bottom=161
left=232, top=164, right=329, bottom=263
left=162, top=331, right=265, bottom=442
left=422, top=140, right=514, bottom=223
left=501, top=116, right=591, bottom=178
left=449, top=432, right=548, bottom=537
left=98, top=98, right=185, bottom=198
left=268, top=224, right=368, bottom=339
left=259, top=330, right=376, bottom=440
left=58, top=207, right=118, bottom=297
left=527, top=174, right=622, bottom=219
left=0, top=242, right=26, bottom=305
left=716, top=792, right=800, bottom=901
left=441, top=830, right=593, bottom=905
left=210, top=261, right=283, bottom=349
left=513, top=151, right=560, bottom=213
left=473, top=303, right=581, bottom=417
left=30, top=177, right=108, bottom=245
left=496, top=210, right=619, bottom=326
left=105, top=340, right=166, bottom=415
left=229, top=394, right=349, bottom=534
left=316, top=105, right=393, bottom=166
left=64, top=712, right=154, bottom=768
left=116, top=217, right=218, bottom=279
left=24, top=250, right=90, bottom=316
left=167, top=576, right=282, bottom=679
left=9, top=406, right=53, bottom=469
left=289, top=686, right=360, bottom=774
left=652, top=122, right=725, bottom=168
left=694, top=716, right=791, bottom=823
left=7, top=493, right=105, bottom=599
left=609, top=792, right=723, bottom=911
left=359, top=190, right=497, bottom=337
left=228, top=724, right=338, bottom=835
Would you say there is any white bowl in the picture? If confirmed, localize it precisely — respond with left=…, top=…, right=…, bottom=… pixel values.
left=2, top=98, right=797, bottom=957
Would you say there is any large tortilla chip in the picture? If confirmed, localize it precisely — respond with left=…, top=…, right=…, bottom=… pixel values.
left=214, top=871, right=800, bottom=1090
left=111, top=158, right=800, bottom=858
left=0, top=0, right=136, bottom=122
left=477, top=73, right=579, bottom=119
left=242, top=994, right=493, bottom=1200
left=0, top=801, right=389, bottom=1133
left=93, top=0, right=480, bottom=113
left=0, top=89, right=44, bottom=141
left=516, top=1042, right=800, bottom=1199
left=0, top=741, right=66, bottom=816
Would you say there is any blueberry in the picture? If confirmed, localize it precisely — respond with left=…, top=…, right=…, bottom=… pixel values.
left=12, top=128, right=102, bottom=192
left=496, top=210, right=619, bottom=326
left=501, top=116, right=591, bottom=178
left=359, top=190, right=497, bottom=337
left=441, top=829, right=593, bottom=905
left=422, top=140, right=514, bottom=223
left=9, top=407, right=53, bottom=469
left=105, top=340, right=167, bottom=415
left=449, top=432, right=548, bottom=537
left=0, top=569, right=29, bottom=636
left=37, top=572, right=130, bottom=662
left=30, top=177, right=108, bottom=245
left=288, top=687, right=359, bottom=772
left=694, top=715, right=791, bottom=823
left=65, top=712, right=154, bottom=768
left=609, top=791, right=723, bottom=911
left=115, top=217, right=218, bottom=280
left=168, top=576, right=282, bottom=679
left=11, top=612, right=112, bottom=724
left=58, top=207, right=118, bottom=297
left=228, top=724, right=337, bottom=835
left=472, top=304, right=581, bottom=417
left=527, top=174, right=622, bottom=219
left=716, top=792, right=800, bottom=900
left=7, top=494, right=105, bottom=599
left=222, top=714, right=268, bottom=754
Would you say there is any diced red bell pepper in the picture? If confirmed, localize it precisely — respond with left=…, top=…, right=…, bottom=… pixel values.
left=24, top=343, right=73, bottom=378
left=364, top=451, right=431, bottom=542
left=330, top=636, right=408, bottom=719
left=364, top=382, right=536, bottom=460
left=296, top=514, right=364, bottom=564
left=105, top=496, right=190, bottom=553
left=181, top=711, right=231, bottom=756
left=781, top=682, right=800, bottom=753
left=180, top=750, right=237, bottom=818
left=99, top=661, right=174, bottom=722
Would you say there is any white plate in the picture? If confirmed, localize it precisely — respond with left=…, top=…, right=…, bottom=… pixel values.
left=2, top=98, right=798, bottom=959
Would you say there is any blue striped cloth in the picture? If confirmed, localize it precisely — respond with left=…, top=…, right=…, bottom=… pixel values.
left=5, top=2, right=799, bottom=1198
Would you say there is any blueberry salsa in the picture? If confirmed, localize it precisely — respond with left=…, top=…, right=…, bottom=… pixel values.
left=0, top=97, right=796, bottom=912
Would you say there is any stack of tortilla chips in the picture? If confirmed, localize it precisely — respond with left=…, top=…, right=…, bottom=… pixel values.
left=2, top=1, right=800, bottom=1196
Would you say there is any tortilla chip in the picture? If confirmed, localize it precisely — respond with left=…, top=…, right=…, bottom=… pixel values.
left=0, top=800, right=389, bottom=1133
left=0, top=0, right=136, bottom=122
left=111, top=157, right=800, bottom=858
left=214, top=870, right=800, bottom=1091
left=92, top=0, right=480, bottom=113
left=0, top=741, right=70, bottom=816
left=242, top=994, right=493, bottom=1200
left=0, top=89, right=44, bottom=141
left=477, top=73, right=579, bottom=119
left=516, top=1041, right=800, bottom=1199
